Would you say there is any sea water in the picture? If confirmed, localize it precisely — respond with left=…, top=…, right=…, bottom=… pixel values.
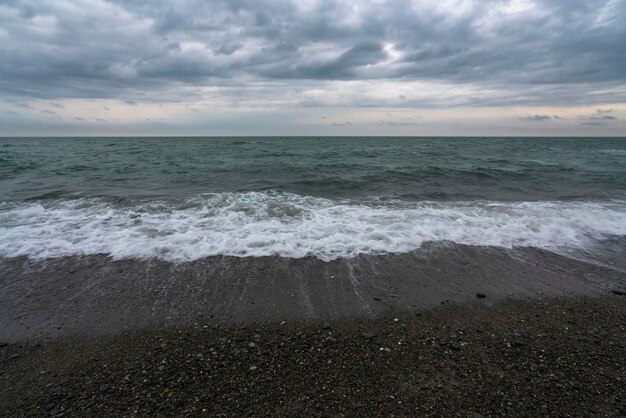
left=1, top=137, right=625, bottom=263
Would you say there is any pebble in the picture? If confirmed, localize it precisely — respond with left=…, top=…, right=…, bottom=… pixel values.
left=8, top=353, right=19, bottom=360
left=2, top=297, right=622, bottom=417
left=373, top=297, right=382, bottom=301
left=280, top=321, right=286, bottom=325
left=0, top=341, right=8, bottom=348
left=476, top=293, right=487, bottom=299
left=448, top=343, right=461, bottom=351
left=610, top=289, right=626, bottom=296
left=322, top=323, right=331, bottom=330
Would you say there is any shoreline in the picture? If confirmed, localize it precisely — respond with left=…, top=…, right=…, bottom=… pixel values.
left=1, top=244, right=625, bottom=415
left=1, top=295, right=624, bottom=416
left=1, top=243, right=625, bottom=342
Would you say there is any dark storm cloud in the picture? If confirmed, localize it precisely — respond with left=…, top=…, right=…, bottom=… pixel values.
left=0, top=0, right=625, bottom=106
left=263, top=41, right=388, bottom=80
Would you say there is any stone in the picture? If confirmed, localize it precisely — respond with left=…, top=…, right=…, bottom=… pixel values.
left=611, top=290, right=626, bottom=296
left=322, top=323, right=331, bottom=330
left=362, top=333, right=375, bottom=340
left=448, top=343, right=461, bottom=351
left=0, top=342, right=8, bottom=348
left=8, top=353, right=19, bottom=360
left=476, top=293, right=487, bottom=299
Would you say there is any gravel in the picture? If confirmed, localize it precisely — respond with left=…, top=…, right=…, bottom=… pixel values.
left=0, top=296, right=624, bottom=417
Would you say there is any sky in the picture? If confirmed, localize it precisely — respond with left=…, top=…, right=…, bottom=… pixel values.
left=0, top=0, right=625, bottom=136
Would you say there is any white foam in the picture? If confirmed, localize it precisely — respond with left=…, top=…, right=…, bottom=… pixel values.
left=1, top=192, right=625, bottom=262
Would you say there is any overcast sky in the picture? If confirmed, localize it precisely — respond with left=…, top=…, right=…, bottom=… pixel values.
left=0, top=0, right=625, bottom=136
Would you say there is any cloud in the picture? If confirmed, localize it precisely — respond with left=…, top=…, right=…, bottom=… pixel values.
left=577, top=111, right=619, bottom=125
left=376, top=120, right=418, bottom=126
left=519, top=115, right=552, bottom=121
left=578, top=112, right=619, bottom=123
left=0, top=0, right=623, bottom=107
left=0, top=0, right=625, bottom=136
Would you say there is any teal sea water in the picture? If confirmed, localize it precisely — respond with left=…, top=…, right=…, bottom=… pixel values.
left=1, top=137, right=625, bottom=263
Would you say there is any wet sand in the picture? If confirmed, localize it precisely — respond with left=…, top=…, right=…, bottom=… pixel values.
left=1, top=243, right=624, bottom=342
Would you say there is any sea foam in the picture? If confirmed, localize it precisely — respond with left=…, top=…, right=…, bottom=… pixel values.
left=1, top=192, right=625, bottom=261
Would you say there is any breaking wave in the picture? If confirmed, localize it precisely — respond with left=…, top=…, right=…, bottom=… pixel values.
left=1, top=192, right=625, bottom=262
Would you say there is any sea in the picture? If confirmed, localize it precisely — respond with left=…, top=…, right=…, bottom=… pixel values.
left=1, top=137, right=625, bottom=268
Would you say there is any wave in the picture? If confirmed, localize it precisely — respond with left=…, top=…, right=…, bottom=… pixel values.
left=595, top=149, right=626, bottom=155
left=1, top=192, right=625, bottom=262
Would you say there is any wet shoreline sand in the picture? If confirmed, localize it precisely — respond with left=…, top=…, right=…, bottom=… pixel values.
left=1, top=243, right=624, bottom=342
